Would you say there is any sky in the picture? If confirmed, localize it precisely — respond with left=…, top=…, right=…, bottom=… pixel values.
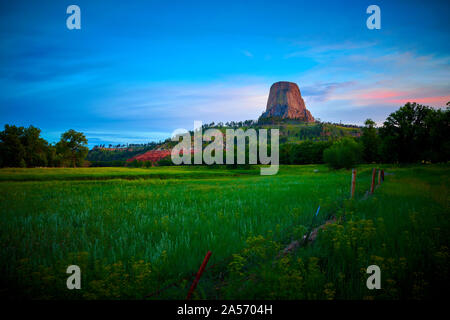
left=0, top=0, right=449, bottom=147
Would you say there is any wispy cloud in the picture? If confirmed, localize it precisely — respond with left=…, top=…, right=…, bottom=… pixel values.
left=241, top=50, right=253, bottom=58
left=82, top=130, right=171, bottom=146
left=284, top=48, right=450, bottom=125
left=89, top=48, right=449, bottom=133
left=284, top=40, right=377, bottom=59
left=94, top=80, right=269, bottom=126
left=302, top=81, right=357, bottom=102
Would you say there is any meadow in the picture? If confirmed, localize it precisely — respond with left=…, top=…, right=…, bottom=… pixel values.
left=0, top=164, right=448, bottom=299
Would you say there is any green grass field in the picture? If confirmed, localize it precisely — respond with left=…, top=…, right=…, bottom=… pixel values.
left=0, top=166, right=256, bottom=182
left=0, top=164, right=448, bottom=299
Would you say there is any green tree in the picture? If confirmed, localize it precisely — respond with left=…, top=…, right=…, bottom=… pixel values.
left=379, top=102, right=435, bottom=163
left=21, top=125, right=51, bottom=167
left=290, top=141, right=332, bottom=164
left=323, top=138, right=362, bottom=169
left=361, top=119, right=380, bottom=163
left=0, top=124, right=51, bottom=167
left=56, top=129, right=88, bottom=167
left=279, top=144, right=294, bottom=164
left=424, top=106, right=450, bottom=162
left=0, top=125, right=26, bottom=167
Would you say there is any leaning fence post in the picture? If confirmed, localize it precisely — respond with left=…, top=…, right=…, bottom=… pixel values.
left=351, top=168, right=356, bottom=199
left=370, top=168, right=376, bottom=194
left=187, top=251, right=212, bottom=300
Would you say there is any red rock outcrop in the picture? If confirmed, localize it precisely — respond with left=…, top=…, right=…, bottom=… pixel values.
left=261, top=81, right=314, bottom=122
left=127, top=150, right=171, bottom=163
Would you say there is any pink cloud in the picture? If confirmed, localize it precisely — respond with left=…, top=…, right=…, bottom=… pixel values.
left=357, top=90, right=408, bottom=100
left=357, top=89, right=450, bottom=107
left=326, top=89, right=406, bottom=104
left=388, top=95, right=450, bottom=107
left=331, top=88, right=450, bottom=108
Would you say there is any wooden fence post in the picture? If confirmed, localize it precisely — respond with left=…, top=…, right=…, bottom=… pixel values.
left=351, top=168, right=356, bottom=199
left=378, top=169, right=381, bottom=185
left=370, top=168, right=376, bottom=194
left=187, top=251, right=212, bottom=300
left=381, top=169, right=384, bottom=183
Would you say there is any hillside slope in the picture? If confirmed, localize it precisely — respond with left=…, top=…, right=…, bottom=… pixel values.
left=87, top=120, right=362, bottom=163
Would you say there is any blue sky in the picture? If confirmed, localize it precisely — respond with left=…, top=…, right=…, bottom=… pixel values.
left=0, top=0, right=449, bottom=147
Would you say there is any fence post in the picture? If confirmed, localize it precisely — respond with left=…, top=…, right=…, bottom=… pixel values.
left=370, top=168, right=376, bottom=194
left=381, top=169, right=384, bottom=183
left=378, top=169, right=381, bottom=185
left=351, top=168, right=356, bottom=199
left=187, top=251, right=212, bottom=300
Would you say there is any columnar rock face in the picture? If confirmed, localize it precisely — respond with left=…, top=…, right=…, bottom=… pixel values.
left=261, top=81, right=314, bottom=122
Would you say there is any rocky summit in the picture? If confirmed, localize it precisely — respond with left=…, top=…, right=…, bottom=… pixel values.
left=260, top=81, right=314, bottom=122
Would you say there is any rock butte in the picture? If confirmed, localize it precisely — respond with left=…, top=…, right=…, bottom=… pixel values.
left=261, top=81, right=314, bottom=122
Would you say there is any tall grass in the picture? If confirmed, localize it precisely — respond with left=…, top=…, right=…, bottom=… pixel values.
left=0, top=164, right=447, bottom=299
left=219, top=165, right=450, bottom=300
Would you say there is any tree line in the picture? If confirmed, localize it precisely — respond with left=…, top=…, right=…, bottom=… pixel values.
left=87, top=144, right=158, bottom=162
left=280, top=102, right=450, bottom=168
left=145, top=102, right=449, bottom=169
left=0, top=126, right=88, bottom=168
left=1, top=102, right=448, bottom=168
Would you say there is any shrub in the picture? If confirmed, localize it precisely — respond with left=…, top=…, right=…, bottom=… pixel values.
left=127, top=159, right=143, bottom=168
left=156, top=156, right=174, bottom=166
left=323, top=138, right=362, bottom=169
left=144, top=161, right=152, bottom=168
left=290, top=141, right=332, bottom=164
left=280, top=141, right=332, bottom=164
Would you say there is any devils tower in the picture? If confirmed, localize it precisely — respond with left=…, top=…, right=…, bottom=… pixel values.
left=260, top=81, right=314, bottom=122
